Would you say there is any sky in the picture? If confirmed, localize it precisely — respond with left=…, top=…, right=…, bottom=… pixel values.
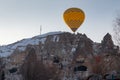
left=0, top=0, right=120, bottom=45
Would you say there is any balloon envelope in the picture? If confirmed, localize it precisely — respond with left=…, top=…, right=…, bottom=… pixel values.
left=63, top=8, right=85, bottom=32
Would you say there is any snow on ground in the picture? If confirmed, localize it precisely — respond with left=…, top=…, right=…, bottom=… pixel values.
left=0, top=31, right=63, bottom=57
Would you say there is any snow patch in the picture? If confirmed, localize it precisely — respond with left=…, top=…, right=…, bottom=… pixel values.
left=17, top=46, right=26, bottom=51
left=40, top=38, right=46, bottom=44
left=0, top=31, right=63, bottom=57
left=71, top=47, right=76, bottom=52
left=53, top=36, right=59, bottom=42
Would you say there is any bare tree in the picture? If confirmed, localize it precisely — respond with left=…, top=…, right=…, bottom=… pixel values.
left=20, top=48, right=60, bottom=80
left=113, top=14, right=120, bottom=46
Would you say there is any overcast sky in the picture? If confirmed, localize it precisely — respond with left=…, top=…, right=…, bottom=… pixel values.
left=0, top=0, right=120, bottom=45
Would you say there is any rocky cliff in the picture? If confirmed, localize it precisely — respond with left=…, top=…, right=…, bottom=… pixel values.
left=0, top=32, right=120, bottom=80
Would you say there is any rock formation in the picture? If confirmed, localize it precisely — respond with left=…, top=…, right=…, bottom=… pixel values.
left=0, top=32, right=120, bottom=80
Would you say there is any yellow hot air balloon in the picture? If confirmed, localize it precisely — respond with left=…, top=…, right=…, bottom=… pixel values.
left=63, top=8, right=85, bottom=32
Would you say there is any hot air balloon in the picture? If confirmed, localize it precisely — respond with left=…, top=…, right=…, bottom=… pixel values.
left=63, top=8, right=85, bottom=32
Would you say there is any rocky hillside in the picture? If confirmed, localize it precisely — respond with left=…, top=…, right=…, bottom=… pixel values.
left=0, top=32, right=120, bottom=80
